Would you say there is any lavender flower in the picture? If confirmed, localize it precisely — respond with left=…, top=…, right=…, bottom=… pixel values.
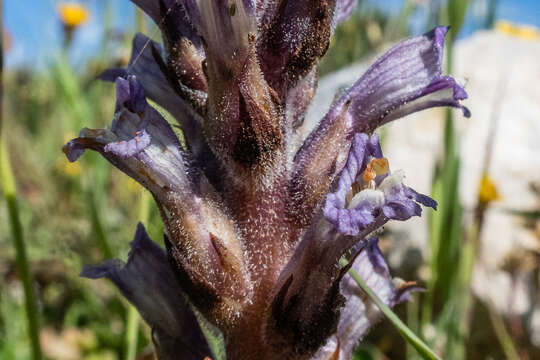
left=64, top=1, right=469, bottom=359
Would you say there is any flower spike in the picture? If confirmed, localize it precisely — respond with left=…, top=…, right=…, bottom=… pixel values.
left=67, top=0, right=470, bottom=355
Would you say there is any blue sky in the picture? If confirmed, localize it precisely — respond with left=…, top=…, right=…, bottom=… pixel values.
left=5, top=0, right=135, bottom=69
left=5, top=0, right=540, bottom=70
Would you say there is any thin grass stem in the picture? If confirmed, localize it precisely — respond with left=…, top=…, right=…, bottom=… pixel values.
left=125, top=305, right=140, bottom=360
left=87, top=189, right=113, bottom=259
left=0, top=5, right=42, bottom=356
left=340, top=259, right=441, bottom=360
left=0, top=142, right=43, bottom=360
left=406, top=294, right=420, bottom=359
left=486, top=300, right=520, bottom=360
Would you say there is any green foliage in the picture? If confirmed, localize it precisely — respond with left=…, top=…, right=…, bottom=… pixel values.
left=485, top=0, right=499, bottom=29
left=447, top=0, right=469, bottom=40
left=191, top=305, right=227, bottom=360
left=418, top=35, right=472, bottom=360
left=353, top=344, right=386, bottom=360
left=1, top=49, right=150, bottom=359
left=1, top=141, right=43, bottom=360
left=0, top=291, right=32, bottom=359
left=319, top=9, right=389, bottom=76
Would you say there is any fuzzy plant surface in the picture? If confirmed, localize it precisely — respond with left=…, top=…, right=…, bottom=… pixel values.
left=63, top=1, right=470, bottom=359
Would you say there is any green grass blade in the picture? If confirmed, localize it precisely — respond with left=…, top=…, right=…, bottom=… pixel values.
left=124, top=305, right=140, bottom=360
left=447, top=0, right=469, bottom=40
left=485, top=0, right=498, bottom=29
left=487, top=300, right=520, bottom=360
left=1, top=141, right=43, bottom=360
left=423, top=171, right=442, bottom=327
left=86, top=189, right=113, bottom=259
left=406, top=294, right=420, bottom=360
left=340, top=259, right=441, bottom=360
left=125, top=189, right=152, bottom=360
left=190, top=304, right=227, bottom=360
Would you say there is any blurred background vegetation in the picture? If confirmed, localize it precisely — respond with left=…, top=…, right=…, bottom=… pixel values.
left=1, top=0, right=540, bottom=359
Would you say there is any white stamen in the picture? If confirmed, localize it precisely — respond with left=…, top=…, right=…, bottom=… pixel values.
left=348, top=189, right=385, bottom=209
left=379, top=170, right=406, bottom=195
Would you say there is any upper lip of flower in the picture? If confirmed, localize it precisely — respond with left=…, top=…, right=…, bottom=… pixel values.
left=65, top=1, right=469, bottom=358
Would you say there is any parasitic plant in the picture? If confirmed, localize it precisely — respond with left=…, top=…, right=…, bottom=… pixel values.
left=63, top=1, right=470, bottom=359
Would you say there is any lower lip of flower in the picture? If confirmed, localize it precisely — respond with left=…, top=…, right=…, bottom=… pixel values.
left=346, top=157, right=391, bottom=208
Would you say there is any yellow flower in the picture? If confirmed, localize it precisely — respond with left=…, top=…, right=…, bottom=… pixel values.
left=495, top=20, right=540, bottom=41
left=478, top=173, right=500, bottom=205
left=58, top=2, right=90, bottom=28
left=56, top=157, right=82, bottom=177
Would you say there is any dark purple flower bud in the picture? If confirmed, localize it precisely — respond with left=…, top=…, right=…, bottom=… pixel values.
left=131, top=0, right=202, bottom=48
left=64, top=76, right=191, bottom=197
left=65, top=1, right=469, bottom=358
left=99, top=34, right=209, bottom=159
left=81, top=223, right=213, bottom=360
left=258, top=0, right=336, bottom=96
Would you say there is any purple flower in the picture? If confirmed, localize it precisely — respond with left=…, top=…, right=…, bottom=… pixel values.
left=323, top=133, right=437, bottom=237
left=64, top=1, right=469, bottom=359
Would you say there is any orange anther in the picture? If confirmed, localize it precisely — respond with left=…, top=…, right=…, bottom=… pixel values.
left=362, top=168, right=376, bottom=183
left=361, top=158, right=389, bottom=183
